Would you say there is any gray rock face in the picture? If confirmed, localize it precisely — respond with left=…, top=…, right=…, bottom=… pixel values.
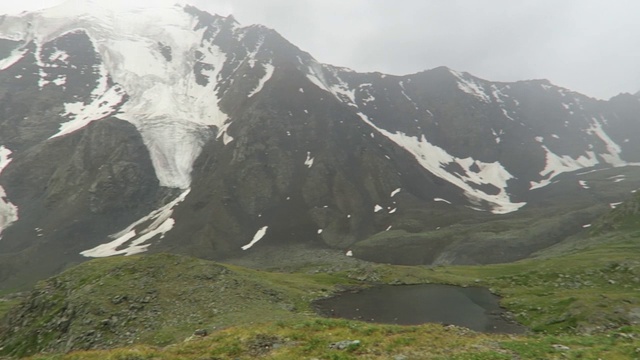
left=0, top=119, right=163, bottom=289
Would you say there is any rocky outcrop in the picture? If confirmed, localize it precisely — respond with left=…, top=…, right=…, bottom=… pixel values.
left=0, top=118, right=163, bottom=290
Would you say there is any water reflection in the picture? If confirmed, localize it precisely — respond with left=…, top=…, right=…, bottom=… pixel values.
left=314, top=284, right=525, bottom=334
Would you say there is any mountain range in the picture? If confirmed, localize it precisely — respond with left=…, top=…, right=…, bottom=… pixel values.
left=0, top=1, right=639, bottom=289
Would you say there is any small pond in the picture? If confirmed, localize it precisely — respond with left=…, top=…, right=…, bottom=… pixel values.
left=314, top=284, right=525, bottom=334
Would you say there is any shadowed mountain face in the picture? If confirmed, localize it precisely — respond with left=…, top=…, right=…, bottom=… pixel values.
left=0, top=3, right=639, bottom=289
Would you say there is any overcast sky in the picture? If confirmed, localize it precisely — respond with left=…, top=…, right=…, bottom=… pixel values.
left=2, top=0, right=639, bottom=99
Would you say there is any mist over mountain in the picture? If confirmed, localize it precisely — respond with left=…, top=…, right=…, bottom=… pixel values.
left=0, top=2, right=639, bottom=289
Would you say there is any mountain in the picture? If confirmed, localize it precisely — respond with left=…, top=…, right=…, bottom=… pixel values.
left=0, top=2, right=639, bottom=289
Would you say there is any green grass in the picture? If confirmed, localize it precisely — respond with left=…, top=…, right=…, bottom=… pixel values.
left=0, top=299, right=19, bottom=319
left=23, top=320, right=640, bottom=359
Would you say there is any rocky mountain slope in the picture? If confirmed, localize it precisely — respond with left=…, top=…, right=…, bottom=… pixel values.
left=0, top=1, right=639, bottom=289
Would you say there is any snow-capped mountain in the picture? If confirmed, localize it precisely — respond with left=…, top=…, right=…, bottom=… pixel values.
left=0, top=1, right=639, bottom=288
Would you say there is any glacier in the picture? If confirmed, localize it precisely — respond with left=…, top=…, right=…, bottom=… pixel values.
left=0, top=1, right=237, bottom=189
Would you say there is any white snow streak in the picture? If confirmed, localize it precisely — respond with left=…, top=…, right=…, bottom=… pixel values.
left=329, top=76, right=356, bottom=104
left=80, top=189, right=190, bottom=257
left=501, top=108, right=515, bottom=121
left=304, top=152, right=314, bottom=168
left=0, top=146, right=19, bottom=239
left=357, top=112, right=525, bottom=214
left=241, top=226, right=269, bottom=250
left=0, top=48, right=27, bottom=70
left=52, top=80, right=126, bottom=138
left=449, top=69, right=491, bottom=103
left=247, top=62, right=274, bottom=97
left=390, top=188, right=401, bottom=197
left=529, top=147, right=599, bottom=190
left=434, top=198, right=452, bottom=205
left=530, top=117, right=640, bottom=190
left=0, top=147, right=13, bottom=177
left=399, top=81, right=418, bottom=109
left=609, top=175, right=626, bottom=183
left=491, top=128, right=505, bottom=144
left=586, top=117, right=626, bottom=166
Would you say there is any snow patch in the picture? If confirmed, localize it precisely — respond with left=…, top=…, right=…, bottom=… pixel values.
left=52, top=81, right=127, bottom=138
left=0, top=146, right=19, bottom=239
left=610, top=202, right=623, bottom=209
left=388, top=208, right=397, bottom=214
left=501, top=108, right=515, bottom=121
left=586, top=117, right=626, bottom=166
left=582, top=224, right=592, bottom=228
left=491, top=128, right=505, bottom=144
left=399, top=81, right=418, bottom=109
left=530, top=118, right=640, bottom=190
left=530, top=147, right=599, bottom=190
left=390, top=188, right=401, bottom=197
left=81, top=188, right=190, bottom=257
left=490, top=84, right=509, bottom=103
left=241, top=226, right=268, bottom=250
left=434, top=198, right=452, bottom=205
left=374, top=205, right=384, bottom=213
left=216, top=121, right=234, bottom=145
left=361, top=88, right=375, bottom=104
left=578, top=180, right=590, bottom=189
left=0, top=47, right=27, bottom=71
left=329, top=76, right=356, bottom=104
left=449, top=69, right=491, bottom=103
left=356, top=113, right=525, bottom=214
left=304, top=152, right=314, bottom=168
left=0, top=147, right=13, bottom=174
left=247, top=62, right=274, bottom=97
left=317, top=229, right=323, bottom=234
left=346, top=250, right=353, bottom=257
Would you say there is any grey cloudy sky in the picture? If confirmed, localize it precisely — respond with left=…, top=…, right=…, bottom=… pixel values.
left=2, top=0, right=639, bottom=99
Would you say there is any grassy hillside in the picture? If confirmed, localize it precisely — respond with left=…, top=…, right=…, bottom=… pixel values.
left=0, top=254, right=355, bottom=357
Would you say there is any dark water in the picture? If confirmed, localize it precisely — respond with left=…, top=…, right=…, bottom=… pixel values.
left=314, top=284, right=526, bottom=334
